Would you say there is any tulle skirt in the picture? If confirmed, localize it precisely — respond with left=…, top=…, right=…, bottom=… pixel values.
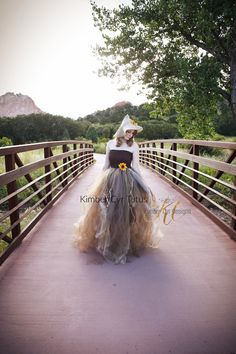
left=72, top=167, right=163, bottom=264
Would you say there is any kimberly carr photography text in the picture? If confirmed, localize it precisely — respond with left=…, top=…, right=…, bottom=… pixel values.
left=79, top=194, right=191, bottom=224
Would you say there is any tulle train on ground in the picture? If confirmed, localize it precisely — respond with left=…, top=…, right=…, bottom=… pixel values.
left=72, top=167, right=163, bottom=264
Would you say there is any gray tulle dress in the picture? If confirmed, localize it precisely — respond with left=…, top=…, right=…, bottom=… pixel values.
left=72, top=139, right=163, bottom=264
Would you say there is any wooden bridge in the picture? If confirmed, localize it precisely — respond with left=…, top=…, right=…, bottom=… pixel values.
left=0, top=140, right=236, bottom=354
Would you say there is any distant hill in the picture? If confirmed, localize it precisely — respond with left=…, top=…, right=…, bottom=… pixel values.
left=0, top=92, right=43, bottom=117
left=81, top=101, right=150, bottom=124
left=113, top=101, right=132, bottom=107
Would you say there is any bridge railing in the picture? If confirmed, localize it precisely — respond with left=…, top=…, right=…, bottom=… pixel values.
left=138, top=139, right=236, bottom=241
left=0, top=140, right=94, bottom=264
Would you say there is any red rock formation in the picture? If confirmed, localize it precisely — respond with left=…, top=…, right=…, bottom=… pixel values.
left=0, top=92, right=43, bottom=117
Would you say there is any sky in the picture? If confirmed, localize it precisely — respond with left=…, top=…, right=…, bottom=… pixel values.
left=0, top=0, right=148, bottom=119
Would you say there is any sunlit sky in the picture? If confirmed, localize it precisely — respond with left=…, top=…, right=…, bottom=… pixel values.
left=0, top=0, right=148, bottom=119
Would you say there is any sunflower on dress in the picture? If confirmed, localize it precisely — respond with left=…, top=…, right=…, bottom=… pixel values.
left=118, top=162, right=127, bottom=171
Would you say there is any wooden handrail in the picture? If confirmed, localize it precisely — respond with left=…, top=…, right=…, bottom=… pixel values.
left=0, top=140, right=94, bottom=265
left=141, top=147, right=236, bottom=174
left=138, top=139, right=236, bottom=241
left=138, top=139, right=236, bottom=149
left=0, top=140, right=87, bottom=155
left=0, top=147, right=92, bottom=185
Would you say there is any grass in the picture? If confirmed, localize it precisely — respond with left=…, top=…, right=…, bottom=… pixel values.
left=0, top=144, right=79, bottom=255
left=145, top=144, right=235, bottom=224
left=93, top=141, right=106, bottom=154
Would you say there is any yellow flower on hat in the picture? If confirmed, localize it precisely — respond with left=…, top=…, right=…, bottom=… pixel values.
left=130, top=119, right=137, bottom=125
left=118, top=162, right=127, bottom=171
left=113, top=114, right=143, bottom=138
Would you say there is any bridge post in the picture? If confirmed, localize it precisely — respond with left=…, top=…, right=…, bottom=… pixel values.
left=192, top=144, right=199, bottom=200
left=232, top=176, right=236, bottom=230
left=160, top=142, right=164, bottom=175
left=79, top=143, right=84, bottom=172
left=44, top=147, right=52, bottom=204
left=85, top=143, right=89, bottom=168
left=152, top=142, right=157, bottom=172
left=73, top=143, right=78, bottom=177
left=172, top=142, right=177, bottom=183
left=62, top=144, right=68, bottom=187
left=5, top=154, right=21, bottom=239
left=146, top=143, right=150, bottom=168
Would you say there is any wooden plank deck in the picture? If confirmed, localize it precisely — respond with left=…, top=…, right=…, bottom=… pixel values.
left=0, top=153, right=236, bottom=354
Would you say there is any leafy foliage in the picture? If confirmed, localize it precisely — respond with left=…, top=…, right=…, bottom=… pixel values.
left=0, top=136, right=12, bottom=147
left=0, top=99, right=235, bottom=145
left=91, top=0, right=236, bottom=137
left=0, top=114, right=83, bottom=144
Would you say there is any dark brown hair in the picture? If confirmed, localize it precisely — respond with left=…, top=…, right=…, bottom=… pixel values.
left=115, top=130, right=138, bottom=147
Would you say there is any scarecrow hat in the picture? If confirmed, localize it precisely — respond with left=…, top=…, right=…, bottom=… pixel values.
left=113, top=114, right=143, bottom=138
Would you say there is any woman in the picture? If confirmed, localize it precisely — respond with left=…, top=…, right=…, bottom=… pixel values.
left=72, top=114, right=163, bottom=264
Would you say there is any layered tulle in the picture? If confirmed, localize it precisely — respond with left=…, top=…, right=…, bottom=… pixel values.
left=72, top=167, right=163, bottom=264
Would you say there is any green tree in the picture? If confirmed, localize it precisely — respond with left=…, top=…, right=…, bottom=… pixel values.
left=102, top=126, right=110, bottom=138
left=86, top=125, right=98, bottom=142
left=91, top=0, right=236, bottom=137
left=0, top=136, right=12, bottom=147
left=214, top=99, right=236, bottom=136
left=0, top=113, right=88, bottom=144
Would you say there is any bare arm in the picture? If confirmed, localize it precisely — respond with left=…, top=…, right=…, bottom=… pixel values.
left=102, top=141, right=110, bottom=171
left=132, top=143, right=141, bottom=175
